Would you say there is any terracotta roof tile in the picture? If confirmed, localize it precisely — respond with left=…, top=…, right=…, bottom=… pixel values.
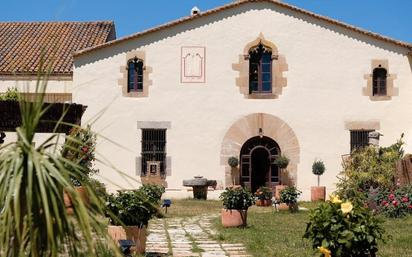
left=0, top=21, right=115, bottom=76
left=75, top=0, right=411, bottom=57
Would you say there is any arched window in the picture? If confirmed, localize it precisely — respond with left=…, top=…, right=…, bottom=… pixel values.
left=249, top=43, right=272, bottom=94
left=372, top=66, right=387, bottom=96
left=127, top=57, right=144, bottom=93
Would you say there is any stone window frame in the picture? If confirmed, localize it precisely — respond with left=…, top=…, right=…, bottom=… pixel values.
left=363, top=59, right=397, bottom=101
left=233, top=34, right=288, bottom=99
left=344, top=120, right=380, bottom=152
left=118, top=51, right=153, bottom=97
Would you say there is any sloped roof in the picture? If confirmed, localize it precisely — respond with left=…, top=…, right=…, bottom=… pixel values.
left=74, top=0, right=412, bottom=57
left=0, top=21, right=115, bottom=76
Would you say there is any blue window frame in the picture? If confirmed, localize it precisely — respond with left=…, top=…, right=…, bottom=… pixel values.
left=128, top=57, right=144, bottom=93
left=249, top=43, right=272, bottom=94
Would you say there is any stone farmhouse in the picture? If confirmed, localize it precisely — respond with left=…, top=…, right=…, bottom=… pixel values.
left=1, top=0, right=412, bottom=199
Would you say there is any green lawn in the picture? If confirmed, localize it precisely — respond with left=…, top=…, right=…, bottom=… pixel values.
left=164, top=200, right=412, bottom=257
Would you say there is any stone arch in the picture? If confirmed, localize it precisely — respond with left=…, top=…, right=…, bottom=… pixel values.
left=220, top=113, right=300, bottom=187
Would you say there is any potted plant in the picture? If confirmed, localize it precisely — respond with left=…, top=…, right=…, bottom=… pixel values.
left=61, top=125, right=98, bottom=212
left=255, top=186, right=273, bottom=206
left=139, top=184, right=165, bottom=204
left=279, top=186, right=301, bottom=213
left=273, top=155, right=290, bottom=203
left=106, top=190, right=159, bottom=254
left=311, top=160, right=326, bottom=201
left=220, top=186, right=255, bottom=227
left=228, top=156, right=240, bottom=185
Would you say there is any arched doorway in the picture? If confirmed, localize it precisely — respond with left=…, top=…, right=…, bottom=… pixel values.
left=240, top=136, right=280, bottom=192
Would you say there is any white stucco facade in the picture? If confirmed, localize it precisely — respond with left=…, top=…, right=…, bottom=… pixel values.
left=72, top=2, right=412, bottom=200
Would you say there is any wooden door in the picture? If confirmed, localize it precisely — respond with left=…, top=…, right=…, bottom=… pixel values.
left=240, top=155, right=251, bottom=190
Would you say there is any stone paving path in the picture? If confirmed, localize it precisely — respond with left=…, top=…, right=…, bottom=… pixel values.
left=146, top=214, right=251, bottom=257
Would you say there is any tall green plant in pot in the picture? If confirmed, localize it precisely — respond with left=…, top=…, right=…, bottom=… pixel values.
left=0, top=72, right=121, bottom=257
left=311, top=160, right=326, bottom=201
left=274, top=155, right=289, bottom=185
left=228, top=156, right=239, bottom=185
left=220, top=187, right=255, bottom=227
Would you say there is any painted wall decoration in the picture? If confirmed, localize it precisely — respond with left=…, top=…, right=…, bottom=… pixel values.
left=181, top=46, right=206, bottom=83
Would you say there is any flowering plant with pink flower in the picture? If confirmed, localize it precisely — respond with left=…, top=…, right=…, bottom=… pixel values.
left=61, top=125, right=99, bottom=186
left=375, top=184, right=412, bottom=218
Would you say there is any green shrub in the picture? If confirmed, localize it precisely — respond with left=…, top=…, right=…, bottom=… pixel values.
left=280, top=186, right=301, bottom=212
left=139, top=184, right=165, bottom=204
left=227, top=156, right=239, bottom=168
left=105, top=190, right=159, bottom=227
left=336, top=136, right=404, bottom=205
left=220, top=187, right=255, bottom=210
left=273, top=155, right=289, bottom=169
left=304, top=197, right=386, bottom=257
left=255, top=186, right=273, bottom=200
left=0, top=87, right=19, bottom=101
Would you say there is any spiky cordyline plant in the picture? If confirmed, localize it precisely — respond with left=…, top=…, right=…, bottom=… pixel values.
left=0, top=70, right=121, bottom=256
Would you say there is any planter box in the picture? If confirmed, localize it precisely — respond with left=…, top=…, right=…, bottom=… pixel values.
left=108, top=225, right=147, bottom=254
left=311, top=186, right=326, bottom=202
left=221, top=209, right=248, bottom=227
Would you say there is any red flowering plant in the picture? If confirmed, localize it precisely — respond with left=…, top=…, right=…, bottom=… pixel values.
left=374, top=184, right=412, bottom=218
left=61, top=125, right=99, bottom=186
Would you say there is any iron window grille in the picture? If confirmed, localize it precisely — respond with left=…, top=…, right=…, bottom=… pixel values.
left=141, top=129, right=166, bottom=176
left=248, top=43, right=273, bottom=94
left=127, top=57, right=144, bottom=93
left=350, top=130, right=374, bottom=153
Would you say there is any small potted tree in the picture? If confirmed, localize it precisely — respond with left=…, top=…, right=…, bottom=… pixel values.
left=220, top=187, right=255, bottom=227
left=273, top=155, right=290, bottom=201
left=279, top=186, right=302, bottom=213
left=228, top=156, right=239, bottom=185
left=255, top=186, right=273, bottom=207
left=311, top=160, right=326, bottom=201
left=106, top=190, right=159, bottom=254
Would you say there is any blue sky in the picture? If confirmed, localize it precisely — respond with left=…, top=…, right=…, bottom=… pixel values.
left=1, top=0, right=411, bottom=43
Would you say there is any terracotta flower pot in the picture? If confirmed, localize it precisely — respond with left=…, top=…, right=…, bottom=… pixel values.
left=221, top=209, right=248, bottom=227
left=108, top=225, right=147, bottom=254
left=256, top=199, right=272, bottom=207
left=63, top=186, right=90, bottom=215
left=277, top=203, right=289, bottom=211
left=311, top=186, right=326, bottom=202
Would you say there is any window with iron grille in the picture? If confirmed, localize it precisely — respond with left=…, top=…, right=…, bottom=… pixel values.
left=350, top=130, right=374, bottom=152
left=372, top=67, right=387, bottom=96
left=141, top=129, right=166, bottom=176
left=248, top=43, right=272, bottom=94
left=128, top=57, right=144, bottom=93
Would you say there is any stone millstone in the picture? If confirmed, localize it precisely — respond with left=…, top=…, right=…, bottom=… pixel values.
left=182, top=176, right=217, bottom=200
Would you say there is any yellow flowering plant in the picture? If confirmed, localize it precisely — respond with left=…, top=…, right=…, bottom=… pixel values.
left=304, top=196, right=386, bottom=257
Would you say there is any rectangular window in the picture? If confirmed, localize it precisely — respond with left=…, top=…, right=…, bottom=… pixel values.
left=350, top=130, right=373, bottom=152
left=141, top=129, right=166, bottom=176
